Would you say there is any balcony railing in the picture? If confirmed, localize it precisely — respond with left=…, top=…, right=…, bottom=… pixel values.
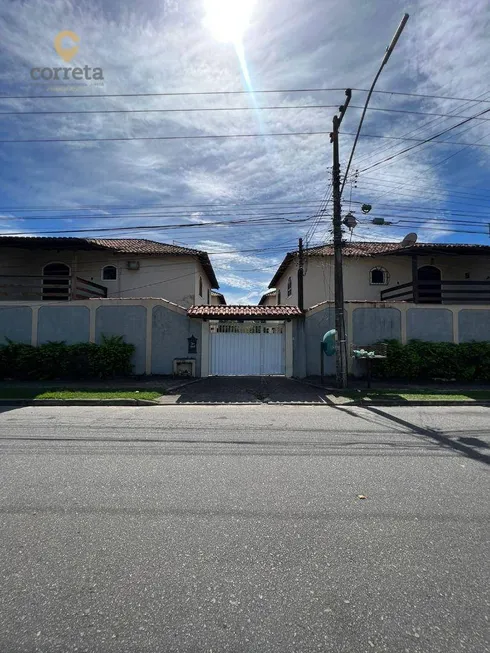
left=380, top=280, right=490, bottom=304
left=0, top=275, right=107, bottom=301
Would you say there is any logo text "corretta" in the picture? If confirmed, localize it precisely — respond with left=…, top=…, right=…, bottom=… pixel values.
left=30, top=31, right=104, bottom=82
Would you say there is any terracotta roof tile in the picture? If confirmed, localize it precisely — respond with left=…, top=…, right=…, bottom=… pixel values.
left=188, top=305, right=302, bottom=319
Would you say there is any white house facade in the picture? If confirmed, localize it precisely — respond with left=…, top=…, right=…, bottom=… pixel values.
left=0, top=237, right=219, bottom=308
left=269, top=242, right=490, bottom=308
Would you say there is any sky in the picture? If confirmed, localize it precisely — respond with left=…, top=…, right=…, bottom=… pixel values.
left=0, top=0, right=489, bottom=304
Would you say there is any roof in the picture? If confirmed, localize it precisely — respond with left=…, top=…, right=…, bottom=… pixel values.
left=188, top=305, right=302, bottom=319
left=0, top=236, right=219, bottom=288
left=211, top=291, right=227, bottom=305
left=269, top=241, right=490, bottom=288
left=258, top=289, right=277, bottom=305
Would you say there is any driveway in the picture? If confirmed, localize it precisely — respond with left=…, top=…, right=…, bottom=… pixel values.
left=166, top=376, right=329, bottom=404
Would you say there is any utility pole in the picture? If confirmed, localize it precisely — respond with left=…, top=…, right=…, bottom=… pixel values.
left=297, top=237, right=304, bottom=311
left=331, top=89, right=351, bottom=389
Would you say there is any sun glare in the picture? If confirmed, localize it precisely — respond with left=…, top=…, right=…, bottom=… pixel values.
left=204, top=0, right=257, bottom=44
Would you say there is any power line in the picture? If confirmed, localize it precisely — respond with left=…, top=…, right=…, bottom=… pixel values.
left=354, top=88, right=490, bottom=104
left=0, top=88, right=348, bottom=100
left=5, top=104, right=490, bottom=120
left=359, top=106, right=490, bottom=174
left=0, top=130, right=333, bottom=144
left=358, top=222, right=488, bottom=236
left=352, top=178, right=490, bottom=210
left=0, top=213, right=322, bottom=237
left=0, top=104, right=340, bottom=116
left=4, top=130, right=490, bottom=146
left=350, top=89, right=490, bottom=171
left=3, top=87, right=490, bottom=103
left=2, top=209, right=318, bottom=221
left=0, top=198, right=325, bottom=212
left=3, top=175, right=490, bottom=211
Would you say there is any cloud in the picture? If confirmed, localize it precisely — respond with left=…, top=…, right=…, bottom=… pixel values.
left=0, top=0, right=489, bottom=299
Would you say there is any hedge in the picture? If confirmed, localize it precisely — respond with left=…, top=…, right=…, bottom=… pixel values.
left=374, top=340, right=490, bottom=382
left=0, top=335, right=135, bottom=381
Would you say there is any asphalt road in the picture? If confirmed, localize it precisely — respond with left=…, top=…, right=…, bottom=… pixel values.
left=0, top=405, right=488, bottom=653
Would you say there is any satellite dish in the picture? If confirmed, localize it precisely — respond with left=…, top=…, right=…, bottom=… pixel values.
left=401, top=232, right=418, bottom=248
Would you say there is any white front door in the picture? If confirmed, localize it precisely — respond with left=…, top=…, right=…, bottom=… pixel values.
left=210, top=322, right=285, bottom=376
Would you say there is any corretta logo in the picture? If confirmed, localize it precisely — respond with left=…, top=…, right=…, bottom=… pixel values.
left=54, top=30, right=80, bottom=62
left=30, top=31, right=104, bottom=82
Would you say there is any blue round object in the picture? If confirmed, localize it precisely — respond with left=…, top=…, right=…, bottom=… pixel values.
left=322, top=329, right=337, bottom=356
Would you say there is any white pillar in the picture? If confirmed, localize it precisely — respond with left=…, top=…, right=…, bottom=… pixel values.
left=31, top=306, right=39, bottom=346
left=285, top=320, right=293, bottom=378
left=145, top=304, right=153, bottom=375
left=89, top=304, right=97, bottom=343
left=201, top=320, right=210, bottom=377
left=452, top=307, right=459, bottom=344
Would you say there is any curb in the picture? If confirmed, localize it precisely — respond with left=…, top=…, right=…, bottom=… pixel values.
left=1, top=398, right=489, bottom=407
left=164, top=377, right=205, bottom=393
left=291, top=379, right=490, bottom=407
left=345, top=400, right=490, bottom=407
left=0, top=377, right=205, bottom=407
left=0, top=398, right=159, bottom=406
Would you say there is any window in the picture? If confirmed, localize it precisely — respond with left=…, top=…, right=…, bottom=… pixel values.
left=102, top=265, right=117, bottom=281
left=287, top=276, right=292, bottom=297
left=207, top=289, right=211, bottom=304
left=277, top=290, right=281, bottom=305
left=199, top=276, right=203, bottom=297
left=369, top=266, right=389, bottom=285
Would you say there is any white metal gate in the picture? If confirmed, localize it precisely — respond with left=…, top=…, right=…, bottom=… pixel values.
left=210, top=321, right=285, bottom=376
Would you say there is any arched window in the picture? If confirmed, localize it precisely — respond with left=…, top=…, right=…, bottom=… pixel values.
left=42, top=262, right=70, bottom=301
left=287, top=276, right=292, bottom=297
left=370, top=266, right=389, bottom=285
left=199, top=276, right=203, bottom=297
left=102, top=265, right=117, bottom=281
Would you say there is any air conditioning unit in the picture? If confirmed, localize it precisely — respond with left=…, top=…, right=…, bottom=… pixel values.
left=173, top=359, right=196, bottom=377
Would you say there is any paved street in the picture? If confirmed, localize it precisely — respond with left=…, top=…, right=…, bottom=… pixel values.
left=0, top=404, right=488, bottom=652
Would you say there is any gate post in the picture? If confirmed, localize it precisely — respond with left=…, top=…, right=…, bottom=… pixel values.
left=201, top=320, right=210, bottom=377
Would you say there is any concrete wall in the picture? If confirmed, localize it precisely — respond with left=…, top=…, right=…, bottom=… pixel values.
left=0, top=248, right=215, bottom=307
left=151, top=308, right=202, bottom=376
left=458, top=309, right=490, bottom=342
left=0, top=306, right=32, bottom=344
left=0, top=298, right=199, bottom=376
left=303, top=307, right=336, bottom=377
left=274, top=254, right=490, bottom=310
left=38, top=306, right=90, bottom=344
left=299, top=302, right=490, bottom=378
left=406, top=308, right=453, bottom=342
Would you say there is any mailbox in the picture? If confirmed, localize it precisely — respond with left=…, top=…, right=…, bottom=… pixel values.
left=187, top=335, right=198, bottom=354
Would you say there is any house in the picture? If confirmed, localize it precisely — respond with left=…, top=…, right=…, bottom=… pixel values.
left=258, top=289, right=277, bottom=306
left=210, top=291, right=227, bottom=305
left=2, top=237, right=489, bottom=381
left=0, top=237, right=219, bottom=307
left=269, top=242, right=490, bottom=308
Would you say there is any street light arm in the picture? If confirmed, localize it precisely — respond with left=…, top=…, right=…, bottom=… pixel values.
left=340, top=13, right=409, bottom=198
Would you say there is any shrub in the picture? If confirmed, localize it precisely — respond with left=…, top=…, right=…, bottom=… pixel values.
left=374, top=339, right=490, bottom=382
left=0, top=335, right=135, bottom=380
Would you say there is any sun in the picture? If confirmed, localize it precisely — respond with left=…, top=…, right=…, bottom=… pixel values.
left=203, top=0, right=257, bottom=44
